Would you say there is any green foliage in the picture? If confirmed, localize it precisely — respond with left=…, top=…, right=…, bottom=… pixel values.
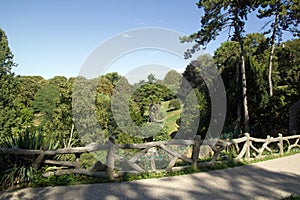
left=168, top=99, right=181, bottom=110
left=215, top=33, right=272, bottom=134
left=178, top=88, right=208, bottom=138
left=96, top=76, right=114, bottom=96
left=132, top=83, right=165, bottom=118
left=0, top=28, right=20, bottom=138
left=214, top=41, right=241, bottom=132
left=17, top=76, right=46, bottom=107
left=257, top=0, right=300, bottom=39
left=29, top=172, right=109, bottom=188
left=182, top=0, right=256, bottom=58
left=163, top=70, right=182, bottom=93
left=31, top=77, right=78, bottom=148
left=116, top=131, right=143, bottom=144
left=104, top=72, right=122, bottom=87
left=95, top=93, right=112, bottom=131
left=120, top=167, right=198, bottom=182
left=182, top=1, right=269, bottom=133
left=32, top=84, right=60, bottom=118
left=213, top=34, right=300, bottom=136
left=282, top=194, right=300, bottom=200
left=152, top=127, right=171, bottom=141
left=129, top=100, right=143, bottom=125
left=0, top=127, right=45, bottom=150
left=161, top=70, right=182, bottom=100
left=0, top=127, right=58, bottom=188
left=179, top=56, right=211, bottom=138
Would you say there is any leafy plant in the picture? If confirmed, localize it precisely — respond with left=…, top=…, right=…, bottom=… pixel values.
left=0, top=127, right=57, bottom=188
left=168, top=99, right=181, bottom=111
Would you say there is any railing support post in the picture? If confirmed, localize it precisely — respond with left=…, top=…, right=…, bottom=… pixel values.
left=106, top=137, right=116, bottom=180
left=278, top=134, right=284, bottom=157
left=245, top=133, right=251, bottom=161
left=75, top=153, right=81, bottom=169
left=192, top=135, right=201, bottom=170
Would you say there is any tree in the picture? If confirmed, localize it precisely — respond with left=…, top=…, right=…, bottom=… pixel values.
left=182, top=0, right=256, bottom=133
left=0, top=28, right=20, bottom=138
left=96, top=76, right=114, bottom=96
left=243, top=33, right=271, bottom=135
left=49, top=76, right=77, bottom=148
left=17, top=76, right=46, bottom=107
left=179, top=55, right=215, bottom=139
left=275, top=39, right=300, bottom=135
left=162, top=70, right=182, bottom=99
left=104, top=72, right=122, bottom=88
left=132, top=82, right=165, bottom=120
left=257, top=0, right=300, bottom=96
left=168, top=99, right=181, bottom=110
left=163, top=70, right=182, bottom=87
left=95, top=76, right=114, bottom=133
left=73, top=77, right=103, bottom=145
left=289, top=98, right=300, bottom=135
left=147, top=73, right=156, bottom=84
left=32, top=83, right=60, bottom=119
left=214, top=41, right=242, bottom=132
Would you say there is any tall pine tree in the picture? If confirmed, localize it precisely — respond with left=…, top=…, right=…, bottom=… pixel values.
left=0, top=28, right=19, bottom=138
left=181, top=0, right=257, bottom=133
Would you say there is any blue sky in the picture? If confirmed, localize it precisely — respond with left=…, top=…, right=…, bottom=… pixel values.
left=0, top=0, right=293, bottom=80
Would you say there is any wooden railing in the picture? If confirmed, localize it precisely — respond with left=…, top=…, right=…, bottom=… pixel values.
left=232, top=133, right=300, bottom=160
left=0, top=134, right=299, bottom=180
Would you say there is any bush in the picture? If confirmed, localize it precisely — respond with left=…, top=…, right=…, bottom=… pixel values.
left=168, top=99, right=181, bottom=110
left=0, top=127, right=58, bottom=188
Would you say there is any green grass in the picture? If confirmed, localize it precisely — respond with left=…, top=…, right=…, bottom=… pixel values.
left=282, top=194, right=300, bottom=200
left=241, top=147, right=300, bottom=165
left=29, top=173, right=110, bottom=188
left=161, top=100, right=181, bottom=134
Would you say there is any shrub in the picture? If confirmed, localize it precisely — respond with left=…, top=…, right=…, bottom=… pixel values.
left=0, top=127, right=58, bottom=188
left=168, top=99, right=181, bottom=110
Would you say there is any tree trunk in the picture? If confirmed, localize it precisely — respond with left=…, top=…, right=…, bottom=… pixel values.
left=268, top=45, right=275, bottom=97
left=233, top=8, right=250, bottom=134
left=289, top=98, right=300, bottom=135
left=67, top=123, right=75, bottom=148
left=241, top=55, right=250, bottom=133
left=234, top=59, right=242, bottom=134
left=268, top=12, right=279, bottom=97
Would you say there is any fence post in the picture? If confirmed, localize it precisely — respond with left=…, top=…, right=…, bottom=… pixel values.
left=33, top=153, right=45, bottom=170
left=192, top=135, right=201, bottom=170
left=106, top=137, right=116, bottom=180
left=278, top=134, right=284, bottom=157
left=75, top=153, right=81, bottom=169
left=245, top=133, right=251, bottom=161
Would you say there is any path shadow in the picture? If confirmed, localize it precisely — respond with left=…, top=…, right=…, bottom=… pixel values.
left=1, top=164, right=299, bottom=200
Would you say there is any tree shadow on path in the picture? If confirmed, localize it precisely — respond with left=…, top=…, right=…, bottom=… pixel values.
left=1, top=163, right=300, bottom=200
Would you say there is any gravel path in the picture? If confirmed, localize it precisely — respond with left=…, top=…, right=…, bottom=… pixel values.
left=1, top=154, right=300, bottom=200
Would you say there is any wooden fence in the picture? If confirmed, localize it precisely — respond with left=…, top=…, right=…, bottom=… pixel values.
left=0, top=133, right=299, bottom=180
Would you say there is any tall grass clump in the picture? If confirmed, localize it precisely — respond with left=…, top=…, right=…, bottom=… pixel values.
left=0, top=127, right=58, bottom=188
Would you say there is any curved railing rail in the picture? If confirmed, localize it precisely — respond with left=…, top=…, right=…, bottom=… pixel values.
left=1, top=133, right=299, bottom=180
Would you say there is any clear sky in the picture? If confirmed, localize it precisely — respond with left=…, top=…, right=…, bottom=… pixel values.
left=0, top=0, right=293, bottom=80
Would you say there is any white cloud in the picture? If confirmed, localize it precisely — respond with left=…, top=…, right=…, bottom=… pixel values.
left=122, top=34, right=131, bottom=38
left=176, top=67, right=186, bottom=74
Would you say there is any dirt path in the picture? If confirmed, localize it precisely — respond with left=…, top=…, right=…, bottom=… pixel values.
left=1, top=154, right=300, bottom=200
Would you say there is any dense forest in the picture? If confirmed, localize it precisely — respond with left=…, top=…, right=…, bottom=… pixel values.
left=0, top=0, right=299, bottom=188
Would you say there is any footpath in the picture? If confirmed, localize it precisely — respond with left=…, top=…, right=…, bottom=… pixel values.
left=1, top=154, right=300, bottom=200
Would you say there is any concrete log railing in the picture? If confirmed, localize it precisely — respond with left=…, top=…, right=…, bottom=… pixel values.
left=0, top=134, right=299, bottom=179
left=232, top=133, right=300, bottom=161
